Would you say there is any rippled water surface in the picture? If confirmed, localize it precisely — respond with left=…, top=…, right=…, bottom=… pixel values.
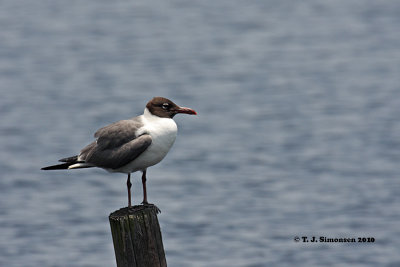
left=1, top=1, right=400, bottom=266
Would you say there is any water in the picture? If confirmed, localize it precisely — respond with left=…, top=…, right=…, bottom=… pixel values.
left=1, top=1, right=400, bottom=266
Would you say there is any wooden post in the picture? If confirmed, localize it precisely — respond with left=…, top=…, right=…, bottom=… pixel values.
left=109, top=205, right=167, bottom=267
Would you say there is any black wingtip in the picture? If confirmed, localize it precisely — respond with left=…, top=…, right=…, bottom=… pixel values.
left=41, top=162, right=72, bottom=170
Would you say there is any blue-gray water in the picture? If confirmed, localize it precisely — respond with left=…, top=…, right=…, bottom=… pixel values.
left=1, top=1, right=400, bottom=266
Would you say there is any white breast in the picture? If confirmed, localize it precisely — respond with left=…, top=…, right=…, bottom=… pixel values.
left=115, top=108, right=178, bottom=173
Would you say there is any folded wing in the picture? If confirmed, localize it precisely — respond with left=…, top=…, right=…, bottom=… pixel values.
left=78, top=119, right=152, bottom=169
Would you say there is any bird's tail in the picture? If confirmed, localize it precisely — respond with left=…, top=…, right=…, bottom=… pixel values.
left=41, top=155, right=94, bottom=170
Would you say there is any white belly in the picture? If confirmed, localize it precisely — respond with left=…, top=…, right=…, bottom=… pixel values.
left=114, top=112, right=178, bottom=173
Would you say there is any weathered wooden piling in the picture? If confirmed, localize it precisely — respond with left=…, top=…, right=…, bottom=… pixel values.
left=109, top=205, right=167, bottom=267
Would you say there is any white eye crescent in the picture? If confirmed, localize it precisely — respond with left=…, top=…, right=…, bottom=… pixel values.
left=162, top=103, right=169, bottom=109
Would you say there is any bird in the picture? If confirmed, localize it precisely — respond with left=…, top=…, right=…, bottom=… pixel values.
left=42, top=97, right=197, bottom=208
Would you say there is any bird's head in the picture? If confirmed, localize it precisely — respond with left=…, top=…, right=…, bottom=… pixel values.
left=146, top=97, right=197, bottom=118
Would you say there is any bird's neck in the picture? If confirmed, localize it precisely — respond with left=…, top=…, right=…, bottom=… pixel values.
left=143, top=108, right=170, bottom=121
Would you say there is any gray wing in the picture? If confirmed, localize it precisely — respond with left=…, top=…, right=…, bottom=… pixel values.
left=78, top=119, right=152, bottom=169
left=94, top=118, right=143, bottom=150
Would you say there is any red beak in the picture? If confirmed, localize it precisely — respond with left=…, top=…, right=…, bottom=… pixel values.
left=175, top=106, right=197, bottom=115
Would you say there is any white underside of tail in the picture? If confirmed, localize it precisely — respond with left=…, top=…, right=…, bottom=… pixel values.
left=68, top=163, right=94, bottom=169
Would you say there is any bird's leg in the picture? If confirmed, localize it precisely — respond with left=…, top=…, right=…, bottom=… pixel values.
left=141, top=170, right=148, bottom=205
left=140, top=170, right=161, bottom=213
left=127, top=173, right=132, bottom=208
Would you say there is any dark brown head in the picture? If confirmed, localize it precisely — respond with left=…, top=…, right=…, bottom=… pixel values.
left=146, top=97, right=197, bottom=118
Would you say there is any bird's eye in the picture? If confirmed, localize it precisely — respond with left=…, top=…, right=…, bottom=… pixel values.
left=162, top=103, right=169, bottom=110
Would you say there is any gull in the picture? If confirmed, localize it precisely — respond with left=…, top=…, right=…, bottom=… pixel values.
left=42, top=97, right=197, bottom=207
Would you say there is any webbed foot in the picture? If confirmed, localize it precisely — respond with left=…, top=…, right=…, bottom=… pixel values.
left=141, top=202, right=161, bottom=214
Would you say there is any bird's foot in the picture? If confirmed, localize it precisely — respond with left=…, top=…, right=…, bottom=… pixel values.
left=141, top=202, right=161, bottom=214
